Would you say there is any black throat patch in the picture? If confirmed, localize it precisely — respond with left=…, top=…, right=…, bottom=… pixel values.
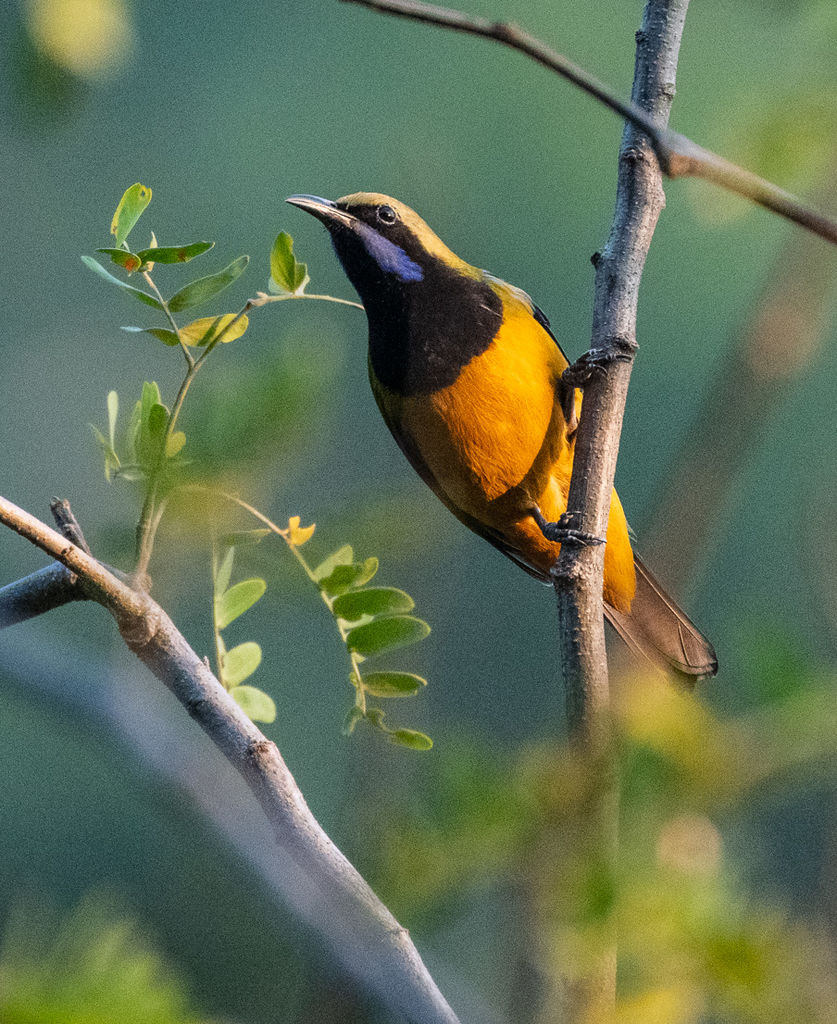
left=362, top=261, right=503, bottom=395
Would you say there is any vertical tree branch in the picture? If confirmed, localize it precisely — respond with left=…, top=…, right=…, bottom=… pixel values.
left=549, top=3, right=691, bottom=1021
left=555, top=0, right=689, bottom=739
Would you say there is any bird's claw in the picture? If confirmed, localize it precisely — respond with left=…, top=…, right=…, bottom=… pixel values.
left=532, top=508, right=606, bottom=548
left=562, top=338, right=637, bottom=387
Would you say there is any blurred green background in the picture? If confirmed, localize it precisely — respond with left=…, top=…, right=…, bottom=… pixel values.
left=0, top=0, right=835, bottom=1021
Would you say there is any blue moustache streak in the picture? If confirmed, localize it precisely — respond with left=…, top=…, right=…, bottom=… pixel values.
left=356, top=223, right=424, bottom=282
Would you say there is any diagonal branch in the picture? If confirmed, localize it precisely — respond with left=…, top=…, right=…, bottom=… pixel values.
left=0, top=495, right=460, bottom=1024
left=342, top=0, right=837, bottom=245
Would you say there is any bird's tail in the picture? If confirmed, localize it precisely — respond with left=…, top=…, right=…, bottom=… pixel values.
left=604, top=554, right=718, bottom=688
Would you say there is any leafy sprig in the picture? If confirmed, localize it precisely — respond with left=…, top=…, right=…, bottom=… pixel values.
left=308, top=540, right=432, bottom=749
left=87, top=184, right=430, bottom=745
left=90, top=383, right=187, bottom=484
left=206, top=500, right=433, bottom=749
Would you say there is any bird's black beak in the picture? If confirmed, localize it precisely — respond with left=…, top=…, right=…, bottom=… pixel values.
left=285, top=194, right=357, bottom=229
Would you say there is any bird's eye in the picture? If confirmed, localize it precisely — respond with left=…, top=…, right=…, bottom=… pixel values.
left=377, top=204, right=397, bottom=225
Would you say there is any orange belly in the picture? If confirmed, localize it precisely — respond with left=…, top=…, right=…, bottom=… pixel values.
left=373, top=291, right=637, bottom=612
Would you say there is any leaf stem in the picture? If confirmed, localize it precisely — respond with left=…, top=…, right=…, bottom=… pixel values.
left=250, top=291, right=364, bottom=310
left=142, top=270, right=194, bottom=367
left=134, top=365, right=196, bottom=578
left=134, top=298, right=251, bottom=578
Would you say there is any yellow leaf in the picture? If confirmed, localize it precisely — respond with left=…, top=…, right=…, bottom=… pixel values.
left=165, top=431, right=186, bottom=457
left=180, top=313, right=248, bottom=347
left=287, top=515, right=316, bottom=546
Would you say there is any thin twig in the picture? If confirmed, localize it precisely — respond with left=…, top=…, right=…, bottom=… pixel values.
left=0, top=495, right=460, bottom=1024
left=250, top=291, right=364, bottom=310
left=342, top=0, right=837, bottom=245
left=50, top=497, right=91, bottom=553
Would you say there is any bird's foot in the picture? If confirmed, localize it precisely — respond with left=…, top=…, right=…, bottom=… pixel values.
left=532, top=507, right=606, bottom=548
left=562, top=337, right=637, bottom=387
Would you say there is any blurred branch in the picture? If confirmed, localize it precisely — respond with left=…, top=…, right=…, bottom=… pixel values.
left=49, top=496, right=92, bottom=553
left=646, top=161, right=837, bottom=593
left=0, top=495, right=460, bottom=1024
left=0, top=641, right=510, bottom=1024
left=342, top=0, right=837, bottom=245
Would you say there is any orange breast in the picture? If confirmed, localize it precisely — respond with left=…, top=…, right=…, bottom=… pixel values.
left=373, top=290, right=637, bottom=613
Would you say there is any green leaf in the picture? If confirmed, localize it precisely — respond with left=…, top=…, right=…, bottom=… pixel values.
left=106, top=390, right=119, bottom=449
left=90, top=424, right=120, bottom=482
left=231, top=684, right=275, bottom=723
left=319, top=558, right=379, bottom=598
left=141, top=381, right=162, bottom=414
left=120, top=325, right=180, bottom=346
left=219, top=529, right=271, bottom=548
left=135, top=382, right=163, bottom=466
left=346, top=615, right=431, bottom=657
left=126, top=400, right=141, bottom=463
left=361, top=671, right=427, bottom=698
left=81, top=256, right=162, bottom=309
left=388, top=729, right=433, bottom=751
left=110, top=182, right=152, bottom=247
left=215, top=546, right=235, bottom=598
left=332, top=587, right=415, bottom=622
left=96, top=248, right=143, bottom=273
left=269, top=232, right=309, bottom=295
left=167, top=255, right=249, bottom=312
left=312, top=545, right=353, bottom=582
left=180, top=313, right=249, bottom=346
left=215, top=578, right=266, bottom=629
left=343, top=706, right=364, bottom=735
left=148, top=402, right=169, bottom=443
left=222, top=642, right=262, bottom=687
left=135, top=241, right=214, bottom=264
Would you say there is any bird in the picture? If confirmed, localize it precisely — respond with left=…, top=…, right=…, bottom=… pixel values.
left=286, top=192, right=717, bottom=682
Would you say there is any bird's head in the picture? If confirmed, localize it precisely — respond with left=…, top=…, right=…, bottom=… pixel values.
left=285, top=192, right=477, bottom=305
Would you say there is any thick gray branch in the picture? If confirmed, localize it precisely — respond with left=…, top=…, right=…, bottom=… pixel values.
left=0, top=496, right=460, bottom=1024
left=0, top=563, right=87, bottom=627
